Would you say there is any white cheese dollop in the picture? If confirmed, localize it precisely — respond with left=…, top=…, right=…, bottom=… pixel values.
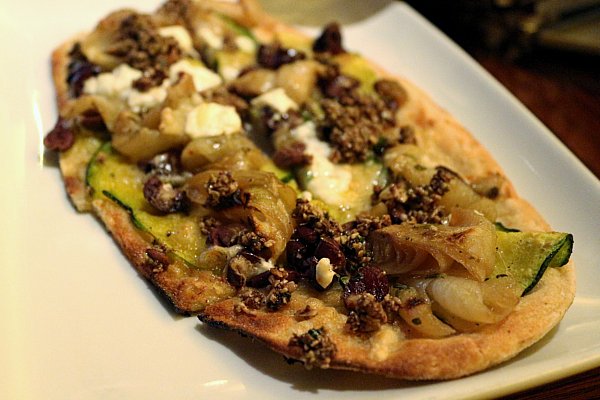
left=220, top=65, right=242, bottom=82
left=83, top=64, right=168, bottom=112
left=185, top=102, right=242, bottom=138
left=251, top=88, right=298, bottom=114
left=315, top=258, right=336, bottom=289
left=126, top=81, right=169, bottom=113
left=158, top=25, right=197, bottom=56
left=235, top=35, right=256, bottom=53
left=253, top=259, right=275, bottom=277
left=169, top=59, right=223, bottom=92
left=197, top=26, right=223, bottom=49
left=83, top=64, right=142, bottom=98
left=291, top=121, right=352, bottom=205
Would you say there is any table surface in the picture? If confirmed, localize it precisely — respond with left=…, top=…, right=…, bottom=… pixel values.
left=474, top=50, right=600, bottom=400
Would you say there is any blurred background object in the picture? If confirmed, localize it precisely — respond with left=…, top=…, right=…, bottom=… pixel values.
left=406, top=0, right=600, bottom=178
left=404, top=0, right=600, bottom=57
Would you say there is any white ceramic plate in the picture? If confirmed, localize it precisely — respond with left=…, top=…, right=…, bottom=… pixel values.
left=2, top=1, right=600, bottom=399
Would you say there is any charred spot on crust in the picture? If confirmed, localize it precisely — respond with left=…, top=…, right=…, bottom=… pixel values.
left=288, top=327, right=337, bottom=369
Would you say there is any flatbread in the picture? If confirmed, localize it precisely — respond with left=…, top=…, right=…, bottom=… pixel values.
left=47, top=0, right=575, bottom=380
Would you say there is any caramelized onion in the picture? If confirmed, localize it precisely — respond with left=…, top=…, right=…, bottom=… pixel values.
left=391, top=286, right=455, bottom=338
left=185, top=170, right=295, bottom=260
left=370, top=209, right=496, bottom=281
left=426, top=275, right=519, bottom=324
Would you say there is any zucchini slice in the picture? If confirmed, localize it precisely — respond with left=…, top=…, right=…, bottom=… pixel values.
left=494, top=230, right=573, bottom=295
left=86, top=143, right=206, bottom=266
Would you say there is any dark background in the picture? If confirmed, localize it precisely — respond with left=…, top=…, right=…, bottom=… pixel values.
left=406, top=0, right=600, bottom=179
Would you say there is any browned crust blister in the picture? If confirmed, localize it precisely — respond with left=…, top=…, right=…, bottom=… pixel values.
left=50, top=1, right=575, bottom=381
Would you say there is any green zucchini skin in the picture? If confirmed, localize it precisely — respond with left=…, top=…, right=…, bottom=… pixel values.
left=494, top=230, right=573, bottom=295
left=86, top=142, right=573, bottom=296
left=86, top=143, right=206, bottom=267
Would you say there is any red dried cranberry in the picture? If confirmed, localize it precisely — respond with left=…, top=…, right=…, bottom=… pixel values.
left=257, top=43, right=306, bottom=69
left=207, top=226, right=238, bottom=247
left=143, top=175, right=188, bottom=213
left=67, top=44, right=101, bottom=98
left=320, top=74, right=359, bottom=99
left=312, top=22, right=345, bottom=55
left=344, top=266, right=389, bottom=302
left=78, top=109, right=107, bottom=131
left=286, top=239, right=307, bottom=270
left=314, top=237, right=345, bottom=270
left=44, top=117, right=75, bottom=152
left=246, top=270, right=271, bottom=288
left=294, top=226, right=319, bottom=245
left=273, top=142, right=312, bottom=169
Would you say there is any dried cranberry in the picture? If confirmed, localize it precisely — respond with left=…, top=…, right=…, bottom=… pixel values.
left=320, top=74, right=359, bottom=99
left=312, top=22, right=345, bottom=55
left=314, top=238, right=345, bottom=270
left=286, top=239, right=308, bottom=270
left=141, top=151, right=181, bottom=175
left=207, top=225, right=238, bottom=247
left=299, top=256, right=319, bottom=277
left=257, top=43, right=306, bottom=69
left=246, top=270, right=271, bottom=288
left=67, top=44, right=101, bottom=98
left=44, top=117, right=75, bottom=152
left=143, top=175, right=188, bottom=213
left=78, top=109, right=106, bottom=131
left=294, top=226, right=319, bottom=245
left=273, top=142, right=312, bottom=169
left=344, top=266, right=389, bottom=302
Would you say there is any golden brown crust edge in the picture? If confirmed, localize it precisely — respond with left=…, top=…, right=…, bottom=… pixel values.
left=92, top=199, right=235, bottom=313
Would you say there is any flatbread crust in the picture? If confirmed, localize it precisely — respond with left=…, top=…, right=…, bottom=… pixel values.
left=48, top=0, right=575, bottom=380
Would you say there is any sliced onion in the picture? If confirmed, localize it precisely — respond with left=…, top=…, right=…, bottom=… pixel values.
left=369, top=209, right=496, bottom=280
left=426, top=275, right=519, bottom=324
left=185, top=170, right=295, bottom=260
left=392, top=287, right=455, bottom=338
